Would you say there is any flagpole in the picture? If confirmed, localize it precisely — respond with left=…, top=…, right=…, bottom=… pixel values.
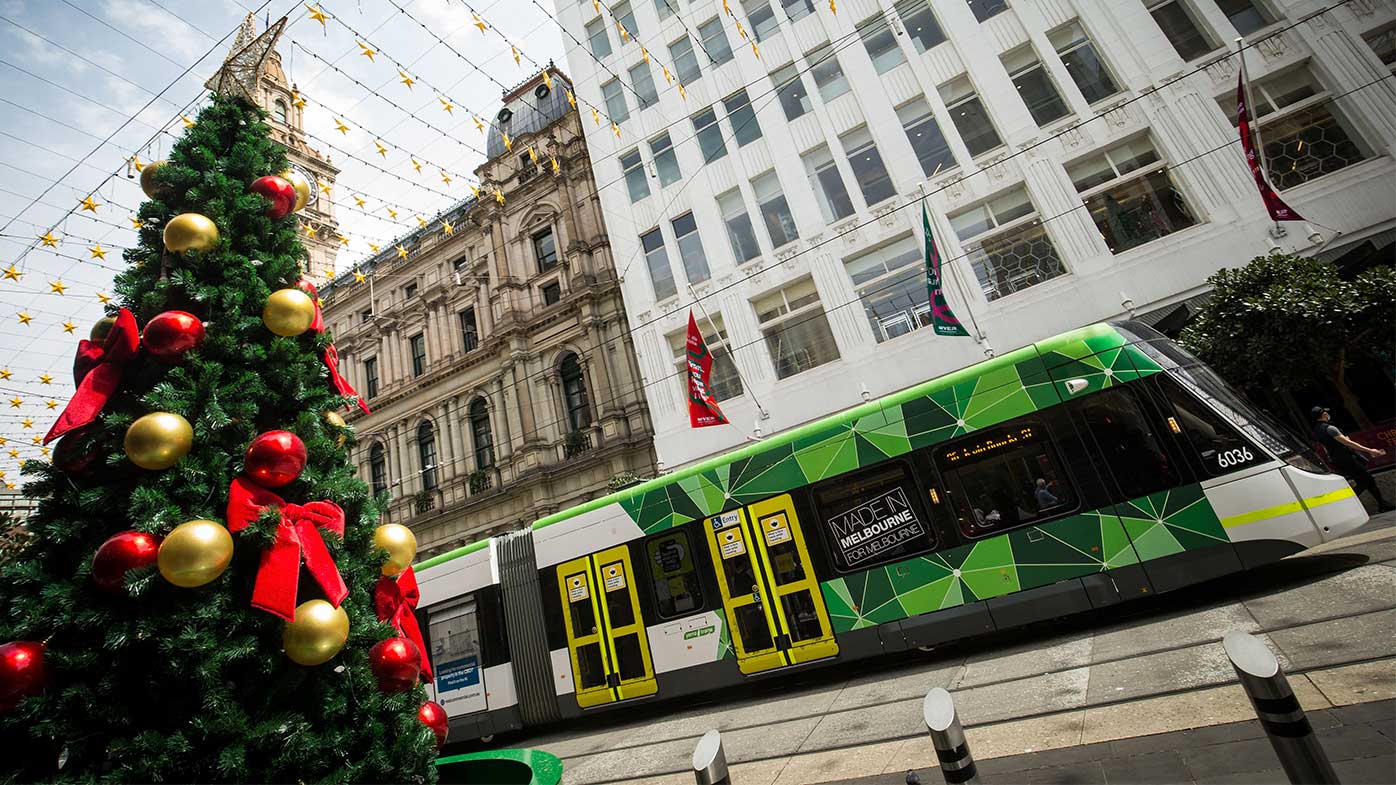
left=1237, top=36, right=1281, bottom=238
left=688, top=286, right=769, bottom=421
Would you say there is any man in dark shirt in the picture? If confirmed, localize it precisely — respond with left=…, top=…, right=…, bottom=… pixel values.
left=1311, top=407, right=1392, bottom=512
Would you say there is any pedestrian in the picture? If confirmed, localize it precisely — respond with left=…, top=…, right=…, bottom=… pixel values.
left=1311, top=406, right=1393, bottom=512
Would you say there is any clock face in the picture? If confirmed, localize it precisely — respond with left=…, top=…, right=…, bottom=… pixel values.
left=290, top=163, right=319, bottom=210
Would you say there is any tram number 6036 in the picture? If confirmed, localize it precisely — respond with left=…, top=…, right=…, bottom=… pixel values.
left=1216, top=446, right=1255, bottom=469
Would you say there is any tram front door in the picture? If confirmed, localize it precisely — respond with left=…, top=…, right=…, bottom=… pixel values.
left=703, top=494, right=840, bottom=674
left=557, top=545, right=658, bottom=708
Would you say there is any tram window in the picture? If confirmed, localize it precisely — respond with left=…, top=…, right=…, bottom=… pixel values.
left=428, top=599, right=482, bottom=682
left=645, top=530, right=706, bottom=619
left=601, top=561, right=636, bottom=628
left=1159, top=376, right=1263, bottom=477
left=1076, top=387, right=1180, bottom=499
left=935, top=419, right=1076, bottom=538
left=475, top=585, right=510, bottom=667
left=565, top=571, right=598, bottom=636
left=812, top=461, right=936, bottom=572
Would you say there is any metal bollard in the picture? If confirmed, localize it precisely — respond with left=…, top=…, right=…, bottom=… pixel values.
left=1223, top=631, right=1338, bottom=785
left=692, top=729, right=731, bottom=785
left=923, top=687, right=980, bottom=785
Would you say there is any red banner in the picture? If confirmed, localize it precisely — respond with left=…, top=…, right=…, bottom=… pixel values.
left=686, top=312, right=727, bottom=429
left=1237, top=74, right=1303, bottom=223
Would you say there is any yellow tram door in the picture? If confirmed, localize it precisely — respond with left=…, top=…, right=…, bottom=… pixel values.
left=703, top=495, right=840, bottom=674
left=556, top=545, right=658, bottom=708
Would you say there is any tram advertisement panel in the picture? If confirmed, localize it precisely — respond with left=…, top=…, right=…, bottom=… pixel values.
left=826, top=487, right=927, bottom=568
left=434, top=654, right=486, bottom=715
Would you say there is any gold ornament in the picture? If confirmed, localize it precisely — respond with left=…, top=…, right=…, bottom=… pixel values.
left=90, top=315, right=117, bottom=342
left=374, top=523, right=417, bottom=577
left=283, top=600, right=350, bottom=666
left=164, top=213, right=219, bottom=253
left=280, top=169, right=311, bottom=212
left=322, top=410, right=347, bottom=447
left=158, top=520, right=233, bottom=587
left=262, top=289, right=316, bottom=337
left=124, top=412, right=193, bottom=470
left=140, top=160, right=170, bottom=199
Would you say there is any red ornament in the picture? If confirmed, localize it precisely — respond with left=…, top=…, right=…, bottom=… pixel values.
left=142, top=311, right=205, bottom=362
left=91, top=531, right=162, bottom=593
left=249, top=175, right=297, bottom=220
left=369, top=637, right=422, bottom=693
left=52, top=427, right=100, bottom=474
left=418, top=700, right=449, bottom=748
left=243, top=430, right=306, bottom=488
left=0, top=641, right=47, bottom=713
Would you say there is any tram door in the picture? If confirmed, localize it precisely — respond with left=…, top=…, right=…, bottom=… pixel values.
left=703, top=494, right=839, bottom=674
left=556, top=545, right=658, bottom=708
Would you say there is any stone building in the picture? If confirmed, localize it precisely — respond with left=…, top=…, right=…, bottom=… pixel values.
left=320, top=67, right=657, bottom=558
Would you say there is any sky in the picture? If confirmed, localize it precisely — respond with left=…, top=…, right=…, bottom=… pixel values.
left=0, top=0, right=569, bottom=479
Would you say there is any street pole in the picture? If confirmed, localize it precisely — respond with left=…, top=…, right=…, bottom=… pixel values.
left=923, top=688, right=980, bottom=785
left=692, top=729, right=731, bottom=785
left=1223, top=631, right=1338, bottom=784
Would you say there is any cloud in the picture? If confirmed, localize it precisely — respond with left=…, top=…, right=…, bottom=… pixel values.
left=99, top=0, right=207, bottom=61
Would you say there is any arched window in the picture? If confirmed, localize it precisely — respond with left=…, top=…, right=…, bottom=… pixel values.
left=369, top=443, right=387, bottom=496
left=469, top=399, right=494, bottom=469
left=273, top=99, right=288, bottom=124
left=561, top=353, right=591, bottom=433
left=417, top=421, right=438, bottom=491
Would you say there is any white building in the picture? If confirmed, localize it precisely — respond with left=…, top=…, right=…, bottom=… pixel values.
left=558, top=0, right=1395, bottom=469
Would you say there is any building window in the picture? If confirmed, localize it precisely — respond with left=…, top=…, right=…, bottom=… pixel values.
left=621, top=148, right=650, bottom=202
left=804, top=144, right=855, bottom=224
left=966, top=0, right=1008, bottom=23
left=273, top=99, right=288, bottom=124
left=752, top=171, right=799, bottom=247
left=895, top=0, right=946, bottom=52
left=699, top=17, right=733, bottom=65
left=1004, top=46, right=1069, bottom=127
left=518, top=153, right=537, bottom=183
left=717, top=188, right=762, bottom=263
left=898, top=98, right=956, bottom=177
left=641, top=227, right=678, bottom=300
left=369, top=443, right=387, bottom=495
left=410, top=333, right=427, bottom=377
left=403, top=281, right=418, bottom=300
left=1364, top=25, right=1396, bottom=74
left=1068, top=136, right=1197, bottom=254
left=671, top=212, right=712, bottom=284
left=1221, top=65, right=1369, bottom=189
left=1214, top=0, right=1272, bottom=36
left=460, top=308, right=478, bottom=352
left=939, top=76, right=1002, bottom=157
left=692, top=107, right=727, bottom=163
left=602, top=78, right=629, bottom=123
left=417, top=421, right=438, bottom=492
left=364, top=357, right=379, bottom=399
left=1146, top=0, right=1216, bottom=62
left=649, top=132, right=681, bottom=186
left=754, top=278, right=840, bottom=379
left=469, top=398, right=494, bottom=469
left=858, top=13, right=905, bottom=74
left=782, top=0, right=815, bottom=21
left=723, top=89, right=762, bottom=146
left=1051, top=21, right=1122, bottom=104
left=630, top=62, right=658, bottom=108
left=613, top=0, right=638, bottom=37
left=807, top=43, right=849, bottom=101
left=541, top=281, right=562, bottom=305
left=533, top=228, right=558, bottom=272
left=744, top=0, right=779, bottom=41
left=360, top=308, right=373, bottom=323
left=655, top=0, right=674, bottom=19
left=771, top=63, right=812, bottom=121
left=936, top=418, right=1076, bottom=538
left=560, top=353, right=592, bottom=432
left=669, top=313, right=743, bottom=402
left=670, top=35, right=702, bottom=83
left=645, top=530, right=706, bottom=618
left=840, top=125, right=896, bottom=206
left=587, top=17, right=612, bottom=58
left=949, top=187, right=1066, bottom=301
left=843, top=236, right=929, bottom=342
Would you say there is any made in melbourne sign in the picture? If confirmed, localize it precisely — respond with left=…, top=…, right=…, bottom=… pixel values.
left=826, top=487, right=926, bottom=567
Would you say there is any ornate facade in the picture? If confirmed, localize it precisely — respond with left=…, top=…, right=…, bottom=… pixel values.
left=320, top=67, right=657, bottom=558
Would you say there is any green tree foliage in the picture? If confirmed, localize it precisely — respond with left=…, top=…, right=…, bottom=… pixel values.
left=0, top=97, right=437, bottom=782
left=1180, top=251, right=1395, bottom=428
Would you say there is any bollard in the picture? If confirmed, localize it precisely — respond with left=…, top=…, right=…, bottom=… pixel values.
left=692, top=729, right=730, bottom=785
left=923, top=687, right=980, bottom=785
left=1223, top=631, right=1338, bottom=785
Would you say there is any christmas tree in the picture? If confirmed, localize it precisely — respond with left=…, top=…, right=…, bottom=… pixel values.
left=0, top=24, right=442, bottom=782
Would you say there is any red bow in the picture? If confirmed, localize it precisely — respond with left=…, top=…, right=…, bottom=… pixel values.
left=296, top=278, right=326, bottom=333
left=374, top=567, right=433, bottom=682
left=298, top=278, right=369, bottom=415
left=45, top=309, right=139, bottom=445
left=226, top=477, right=348, bottom=621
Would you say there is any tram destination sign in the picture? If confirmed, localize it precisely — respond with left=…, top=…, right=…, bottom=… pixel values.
left=827, top=487, right=926, bottom=567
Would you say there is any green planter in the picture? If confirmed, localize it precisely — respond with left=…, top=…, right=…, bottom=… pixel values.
left=434, top=749, right=563, bottom=785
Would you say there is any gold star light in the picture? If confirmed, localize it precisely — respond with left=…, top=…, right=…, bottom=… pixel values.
left=416, top=216, right=427, bottom=228
left=49, top=280, right=66, bottom=295
left=307, top=4, right=328, bottom=27
left=354, top=270, right=366, bottom=283
left=337, top=234, right=349, bottom=246
left=494, top=189, right=505, bottom=205
left=0, top=436, right=7, bottom=445
left=0, top=369, right=10, bottom=380
left=353, top=195, right=366, bottom=208
left=356, top=40, right=376, bottom=61
left=399, top=70, right=414, bottom=89
left=612, top=122, right=621, bottom=138
left=181, top=115, right=195, bottom=128
left=96, top=292, right=111, bottom=304
left=662, top=65, right=672, bottom=84
left=131, top=154, right=146, bottom=172
left=375, top=140, right=388, bottom=157
left=7, top=450, right=17, bottom=460
left=40, top=447, right=49, bottom=456
left=319, top=182, right=332, bottom=196
left=751, top=42, right=760, bottom=59
left=439, top=97, right=453, bottom=114
left=591, top=107, right=600, bottom=125
left=4, top=483, right=14, bottom=490
left=386, top=207, right=398, bottom=220
left=395, top=245, right=408, bottom=259
left=89, top=244, right=107, bottom=260
left=334, top=118, right=350, bottom=135
left=368, top=243, right=380, bottom=253
left=38, top=373, right=51, bottom=385
left=62, top=321, right=76, bottom=334
left=304, top=223, right=319, bottom=239
left=641, top=47, right=649, bottom=64
left=528, top=146, right=538, bottom=164
left=323, top=266, right=335, bottom=279
left=411, top=158, right=422, bottom=173
left=543, top=71, right=552, bottom=89
left=442, top=219, right=454, bottom=235
left=9, top=397, right=20, bottom=408
left=80, top=195, right=101, bottom=212
left=470, top=184, right=481, bottom=198
left=2, top=265, right=19, bottom=281
left=474, top=116, right=485, bottom=133
left=39, top=232, right=59, bottom=247
left=723, top=0, right=730, bottom=13
left=512, top=46, right=521, bottom=65
left=829, top=0, right=837, bottom=14
left=501, top=132, right=512, bottom=151
left=46, top=400, right=57, bottom=410
left=292, top=90, right=306, bottom=109
left=130, top=216, right=145, bottom=229
left=17, top=312, right=31, bottom=325
left=472, top=13, right=486, bottom=33
left=617, top=23, right=628, bottom=42
left=551, top=157, right=561, bottom=175
left=679, top=83, right=687, bottom=101
left=441, top=171, right=452, bottom=186
left=566, top=90, right=576, bottom=109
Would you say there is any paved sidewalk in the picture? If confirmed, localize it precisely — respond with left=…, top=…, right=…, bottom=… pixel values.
left=830, top=699, right=1395, bottom=785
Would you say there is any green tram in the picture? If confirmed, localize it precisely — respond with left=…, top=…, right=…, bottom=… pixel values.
left=412, top=322, right=1367, bottom=741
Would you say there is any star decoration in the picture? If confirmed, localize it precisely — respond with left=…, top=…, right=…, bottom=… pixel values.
left=641, top=48, right=649, bottom=64
left=736, top=20, right=746, bottom=39
left=80, top=195, right=101, bottom=212
left=399, top=70, right=414, bottom=89
left=338, top=234, right=349, bottom=246
left=494, top=189, right=505, bottom=205
left=474, top=116, right=485, bottom=132
left=368, top=243, right=380, bottom=253
left=62, top=321, right=76, bottom=334
left=723, top=0, right=730, bottom=13
left=323, top=266, right=335, bottom=278
left=9, top=397, right=20, bottom=408
left=411, top=158, right=422, bottom=173
left=30, top=433, right=41, bottom=442
left=0, top=369, right=10, bottom=380
left=96, top=292, right=111, bottom=304
left=512, top=46, right=520, bottom=65
left=39, top=232, right=59, bottom=248
left=292, top=91, right=306, bottom=109
left=470, top=184, right=481, bottom=198
left=551, top=157, right=561, bottom=175
left=375, top=140, right=388, bottom=157
left=130, top=216, right=145, bottom=229
left=49, top=280, right=66, bottom=295
left=829, top=0, right=836, bottom=13
left=543, top=71, right=552, bottom=89
left=751, top=42, right=760, bottom=59
left=442, top=220, right=454, bottom=235
left=440, top=172, right=452, bottom=186
left=396, top=245, right=408, bottom=259
left=38, top=373, right=51, bottom=385
left=528, top=146, right=537, bottom=164
left=387, top=208, right=398, bottom=220
left=566, top=90, right=576, bottom=109
left=354, top=271, right=366, bottom=283
left=307, top=4, right=328, bottom=27
left=439, top=97, right=453, bottom=114
left=593, top=0, right=599, bottom=11
left=353, top=195, right=366, bottom=208
left=679, top=83, right=687, bottom=100
left=592, top=107, right=600, bottom=125
left=319, top=182, right=332, bottom=196
left=181, top=115, right=195, bottom=128
left=6, top=451, right=16, bottom=460
left=131, top=154, right=146, bottom=172
left=205, top=14, right=286, bottom=103
left=356, top=40, right=376, bottom=61
left=612, top=122, right=621, bottom=138
left=502, top=132, right=512, bottom=151
left=662, top=66, right=672, bottom=84
left=40, top=447, right=49, bottom=456
left=3, top=265, right=20, bottom=281
left=472, top=13, right=486, bottom=33
left=17, top=312, right=31, bottom=325
left=4, top=483, right=14, bottom=490
left=304, top=223, right=318, bottom=238
left=46, top=399, right=57, bottom=409
left=416, top=216, right=427, bottom=228
left=334, top=118, right=350, bottom=134
left=89, top=244, right=107, bottom=260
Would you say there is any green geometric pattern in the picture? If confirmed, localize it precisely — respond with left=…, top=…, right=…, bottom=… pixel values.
left=1116, top=484, right=1228, bottom=561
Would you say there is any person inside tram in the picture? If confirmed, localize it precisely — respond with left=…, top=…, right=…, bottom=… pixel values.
left=1035, top=478, right=1060, bottom=510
